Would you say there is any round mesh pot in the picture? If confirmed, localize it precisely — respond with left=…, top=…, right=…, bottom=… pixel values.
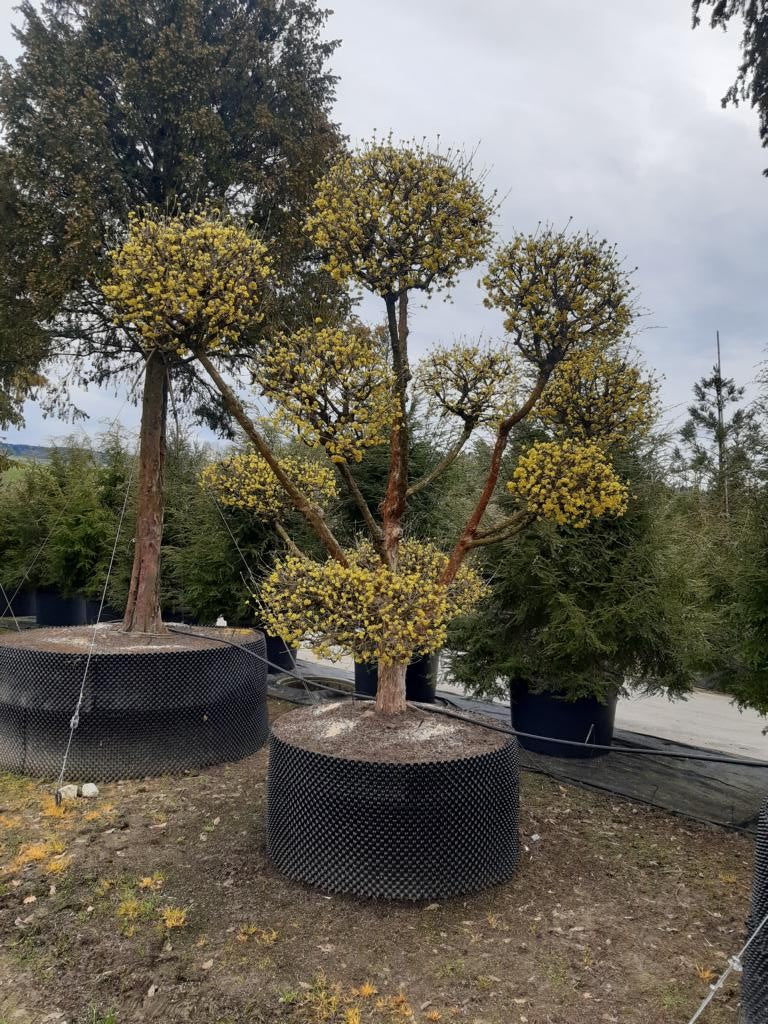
left=0, top=626, right=269, bottom=780
left=742, top=798, right=768, bottom=1024
left=267, top=715, right=519, bottom=901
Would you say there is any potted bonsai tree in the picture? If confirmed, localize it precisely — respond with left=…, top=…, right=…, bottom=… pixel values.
left=106, top=138, right=639, bottom=897
left=0, top=215, right=276, bottom=780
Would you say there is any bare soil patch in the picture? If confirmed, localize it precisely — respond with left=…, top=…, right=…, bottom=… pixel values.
left=0, top=699, right=753, bottom=1024
left=272, top=701, right=508, bottom=762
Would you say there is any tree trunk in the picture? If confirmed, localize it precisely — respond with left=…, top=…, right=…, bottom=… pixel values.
left=122, top=351, right=168, bottom=634
left=376, top=660, right=408, bottom=714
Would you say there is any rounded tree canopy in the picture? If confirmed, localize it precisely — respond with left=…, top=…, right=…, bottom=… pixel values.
left=483, top=228, right=635, bottom=372
left=306, top=138, right=496, bottom=297
left=538, top=344, right=658, bottom=445
left=102, top=210, right=272, bottom=357
left=508, top=438, right=629, bottom=529
left=415, top=339, right=522, bottom=429
left=260, top=538, right=488, bottom=666
left=258, top=321, right=398, bottom=463
left=200, top=452, right=337, bottom=522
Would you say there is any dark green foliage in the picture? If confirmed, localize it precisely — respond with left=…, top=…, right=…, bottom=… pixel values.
left=0, top=460, right=58, bottom=592
left=0, top=432, right=287, bottom=619
left=449, top=447, right=697, bottom=702
left=333, top=413, right=479, bottom=547
left=0, top=0, right=343, bottom=422
left=730, top=499, right=768, bottom=712
left=693, top=1, right=768, bottom=173
left=159, top=432, right=278, bottom=626
left=670, top=364, right=766, bottom=499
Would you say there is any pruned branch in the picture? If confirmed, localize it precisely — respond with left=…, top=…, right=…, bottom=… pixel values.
left=406, top=424, right=474, bottom=498
left=195, top=350, right=349, bottom=566
left=440, top=373, right=548, bottom=584
left=466, top=511, right=533, bottom=548
left=335, top=459, right=384, bottom=549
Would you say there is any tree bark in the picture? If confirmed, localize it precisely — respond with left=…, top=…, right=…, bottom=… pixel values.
left=441, top=373, right=548, bottom=585
left=122, top=351, right=168, bottom=634
left=376, top=659, right=408, bottom=714
left=381, top=291, right=410, bottom=570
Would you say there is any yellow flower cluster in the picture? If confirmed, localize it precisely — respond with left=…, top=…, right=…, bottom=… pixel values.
left=483, top=229, right=634, bottom=371
left=538, top=345, right=658, bottom=445
left=259, top=323, right=398, bottom=463
left=200, top=452, right=337, bottom=521
left=508, top=439, right=629, bottom=528
left=415, top=340, right=521, bottom=427
left=259, top=539, right=488, bottom=665
left=102, top=210, right=272, bottom=356
left=306, top=139, right=495, bottom=297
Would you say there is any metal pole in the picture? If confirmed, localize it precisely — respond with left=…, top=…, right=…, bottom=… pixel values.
left=716, top=330, right=730, bottom=517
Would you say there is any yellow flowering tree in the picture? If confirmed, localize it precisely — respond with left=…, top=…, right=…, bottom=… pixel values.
left=121, top=146, right=646, bottom=715
left=103, top=211, right=272, bottom=633
left=261, top=539, right=487, bottom=666
left=507, top=439, right=629, bottom=528
left=537, top=344, right=658, bottom=445
left=200, top=452, right=337, bottom=554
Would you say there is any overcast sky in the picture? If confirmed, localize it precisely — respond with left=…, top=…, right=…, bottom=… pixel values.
left=1, top=0, right=766, bottom=445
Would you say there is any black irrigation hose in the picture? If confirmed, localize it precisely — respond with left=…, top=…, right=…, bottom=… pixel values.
left=168, top=627, right=768, bottom=769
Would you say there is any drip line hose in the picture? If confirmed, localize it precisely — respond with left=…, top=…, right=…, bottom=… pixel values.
left=167, top=627, right=768, bottom=769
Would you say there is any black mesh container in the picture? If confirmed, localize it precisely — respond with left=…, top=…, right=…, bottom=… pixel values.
left=267, top=727, right=519, bottom=901
left=0, top=627, right=269, bottom=780
left=742, top=797, right=768, bottom=1024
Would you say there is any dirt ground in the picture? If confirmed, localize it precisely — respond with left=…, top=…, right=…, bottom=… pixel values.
left=0, top=700, right=754, bottom=1024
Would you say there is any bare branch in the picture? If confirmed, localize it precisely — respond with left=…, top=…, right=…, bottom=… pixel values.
left=195, top=350, right=349, bottom=566
left=335, top=459, right=384, bottom=549
left=406, top=424, right=473, bottom=498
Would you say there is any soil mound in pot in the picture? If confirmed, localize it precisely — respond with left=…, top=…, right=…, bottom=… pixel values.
left=267, top=702, right=519, bottom=900
left=0, top=623, right=269, bottom=779
left=272, top=700, right=507, bottom=762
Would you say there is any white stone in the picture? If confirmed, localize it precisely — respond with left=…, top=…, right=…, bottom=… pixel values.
left=81, top=783, right=99, bottom=798
left=58, top=785, right=78, bottom=801
left=215, top=615, right=228, bottom=627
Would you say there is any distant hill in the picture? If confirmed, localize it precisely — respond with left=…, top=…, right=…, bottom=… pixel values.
left=2, top=444, right=52, bottom=462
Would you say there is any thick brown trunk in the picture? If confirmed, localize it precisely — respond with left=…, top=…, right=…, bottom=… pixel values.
left=123, top=351, right=168, bottom=634
left=376, top=660, right=408, bottom=714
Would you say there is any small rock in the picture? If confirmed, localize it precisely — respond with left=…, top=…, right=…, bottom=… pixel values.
left=202, top=959, right=214, bottom=970
left=22, top=895, right=37, bottom=905
left=58, top=784, right=78, bottom=801
left=147, top=984, right=158, bottom=998
left=215, top=616, right=228, bottom=627
left=81, top=783, right=99, bottom=798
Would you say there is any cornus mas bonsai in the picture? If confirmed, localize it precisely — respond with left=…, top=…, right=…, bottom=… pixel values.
left=105, top=139, right=641, bottom=711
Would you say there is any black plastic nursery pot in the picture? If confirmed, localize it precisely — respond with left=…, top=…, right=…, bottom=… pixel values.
left=267, top=703, right=519, bottom=900
left=264, top=633, right=299, bottom=674
left=1, top=589, right=36, bottom=618
left=84, top=599, right=123, bottom=624
left=0, top=624, right=269, bottom=780
left=35, top=588, right=87, bottom=627
left=510, top=680, right=618, bottom=759
left=354, top=653, right=439, bottom=704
